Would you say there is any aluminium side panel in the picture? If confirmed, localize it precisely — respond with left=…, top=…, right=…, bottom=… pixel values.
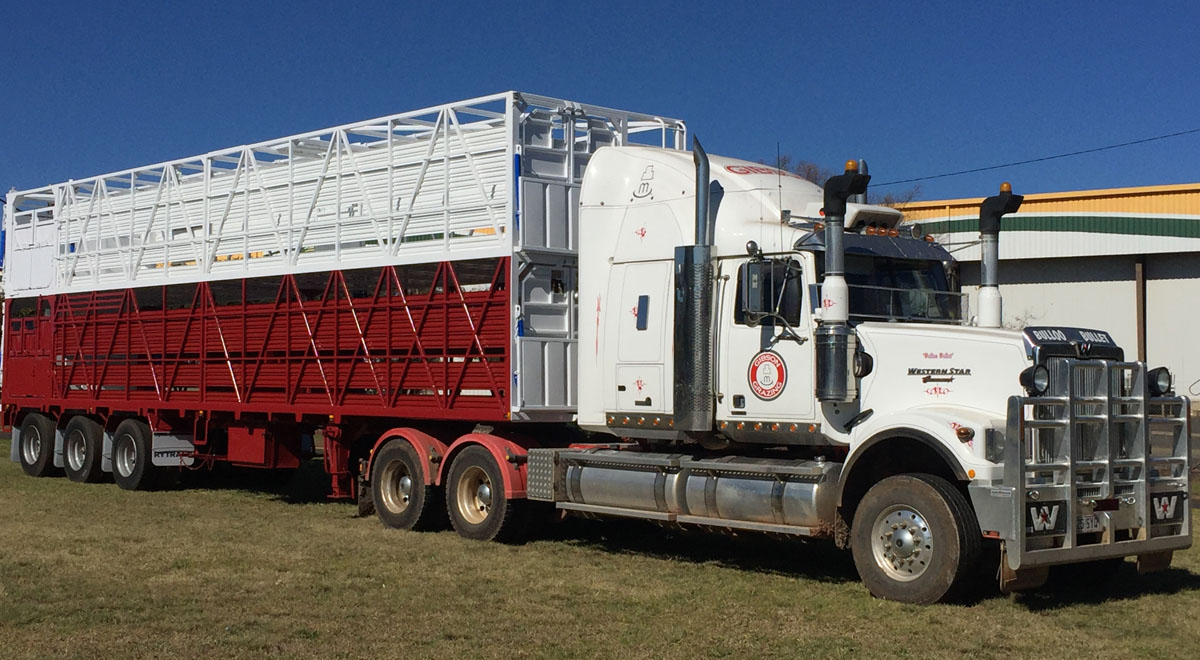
left=509, top=97, right=685, bottom=421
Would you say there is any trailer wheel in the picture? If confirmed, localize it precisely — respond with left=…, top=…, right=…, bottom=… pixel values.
left=63, top=416, right=105, bottom=483
left=111, top=419, right=160, bottom=491
left=371, top=440, right=445, bottom=531
left=446, top=445, right=528, bottom=543
left=18, top=413, right=60, bottom=478
left=850, top=473, right=981, bottom=604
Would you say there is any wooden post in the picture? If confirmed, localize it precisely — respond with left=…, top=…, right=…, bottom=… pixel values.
left=1135, top=256, right=1146, bottom=362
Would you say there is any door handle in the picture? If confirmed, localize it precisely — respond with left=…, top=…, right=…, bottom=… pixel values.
left=634, top=397, right=652, bottom=407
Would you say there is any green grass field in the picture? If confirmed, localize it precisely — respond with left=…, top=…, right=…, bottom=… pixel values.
left=1, top=435, right=1198, bottom=659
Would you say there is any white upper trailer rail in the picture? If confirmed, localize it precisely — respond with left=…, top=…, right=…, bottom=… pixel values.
left=4, top=91, right=685, bottom=298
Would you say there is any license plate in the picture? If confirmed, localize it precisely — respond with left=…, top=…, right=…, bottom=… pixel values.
left=1076, top=515, right=1102, bottom=534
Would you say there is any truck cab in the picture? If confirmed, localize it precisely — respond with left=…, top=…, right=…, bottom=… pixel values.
left=560, top=144, right=1191, bottom=603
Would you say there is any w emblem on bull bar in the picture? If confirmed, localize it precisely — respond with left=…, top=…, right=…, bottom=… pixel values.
left=1152, top=494, right=1183, bottom=522
left=1026, top=501, right=1066, bottom=535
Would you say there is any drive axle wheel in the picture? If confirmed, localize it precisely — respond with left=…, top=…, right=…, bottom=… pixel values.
left=63, top=416, right=105, bottom=483
left=111, top=419, right=161, bottom=491
left=370, top=440, right=445, bottom=531
left=18, top=413, right=60, bottom=478
left=851, top=473, right=981, bottom=604
left=446, top=446, right=529, bottom=543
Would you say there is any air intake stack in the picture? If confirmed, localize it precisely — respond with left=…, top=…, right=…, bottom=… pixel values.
left=978, top=182, right=1023, bottom=328
left=815, top=161, right=870, bottom=402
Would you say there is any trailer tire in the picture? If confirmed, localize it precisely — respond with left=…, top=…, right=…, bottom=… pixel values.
left=18, top=413, right=60, bottom=478
left=446, top=445, right=529, bottom=543
left=851, top=473, right=981, bottom=604
left=371, top=440, right=445, bottom=531
left=63, top=416, right=105, bottom=483
left=111, top=419, right=160, bottom=491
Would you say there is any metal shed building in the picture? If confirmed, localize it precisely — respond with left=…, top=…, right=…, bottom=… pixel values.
left=901, top=183, right=1200, bottom=401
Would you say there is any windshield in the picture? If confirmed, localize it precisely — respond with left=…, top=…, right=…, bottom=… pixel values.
left=820, top=254, right=963, bottom=324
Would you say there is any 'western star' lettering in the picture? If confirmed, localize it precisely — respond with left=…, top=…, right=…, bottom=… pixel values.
left=907, top=367, right=972, bottom=376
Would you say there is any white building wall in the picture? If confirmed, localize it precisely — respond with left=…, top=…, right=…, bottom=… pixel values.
left=1146, top=253, right=1200, bottom=399
left=959, top=255, right=1138, bottom=358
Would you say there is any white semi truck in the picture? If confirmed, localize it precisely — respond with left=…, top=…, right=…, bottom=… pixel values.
left=5, top=92, right=1190, bottom=604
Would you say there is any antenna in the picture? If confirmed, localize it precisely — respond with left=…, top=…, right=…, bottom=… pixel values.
left=776, top=142, right=784, bottom=209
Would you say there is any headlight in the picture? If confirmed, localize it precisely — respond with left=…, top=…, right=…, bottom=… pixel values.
left=1148, top=366, right=1173, bottom=396
left=1019, top=364, right=1049, bottom=395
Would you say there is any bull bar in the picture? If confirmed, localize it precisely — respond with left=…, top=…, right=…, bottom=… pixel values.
left=998, top=359, right=1191, bottom=571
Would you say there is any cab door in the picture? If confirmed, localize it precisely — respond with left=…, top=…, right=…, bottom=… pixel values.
left=717, top=257, right=815, bottom=425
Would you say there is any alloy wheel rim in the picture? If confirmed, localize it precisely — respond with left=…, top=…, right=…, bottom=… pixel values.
left=872, top=505, right=934, bottom=581
left=379, top=460, right=413, bottom=514
left=66, top=431, right=86, bottom=472
left=21, top=427, right=42, bottom=465
left=456, top=466, right=492, bottom=525
left=115, top=435, right=137, bottom=478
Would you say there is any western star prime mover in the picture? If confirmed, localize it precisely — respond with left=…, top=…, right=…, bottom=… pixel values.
left=4, top=92, right=1190, bottom=603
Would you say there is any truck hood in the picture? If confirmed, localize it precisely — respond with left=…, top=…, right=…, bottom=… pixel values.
left=854, top=322, right=1029, bottom=420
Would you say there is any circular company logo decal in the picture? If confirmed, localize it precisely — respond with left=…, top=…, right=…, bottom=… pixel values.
left=748, top=351, right=787, bottom=400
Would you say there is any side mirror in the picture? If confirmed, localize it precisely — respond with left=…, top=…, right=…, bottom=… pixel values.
left=739, top=261, right=767, bottom=324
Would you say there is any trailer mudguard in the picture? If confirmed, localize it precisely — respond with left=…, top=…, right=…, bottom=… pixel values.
left=441, top=433, right=531, bottom=499
left=369, top=428, right=450, bottom=486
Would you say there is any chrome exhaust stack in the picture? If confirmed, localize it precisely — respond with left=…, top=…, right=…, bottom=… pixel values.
left=673, top=138, right=716, bottom=432
left=816, top=161, right=870, bottom=402
left=978, top=182, right=1023, bottom=328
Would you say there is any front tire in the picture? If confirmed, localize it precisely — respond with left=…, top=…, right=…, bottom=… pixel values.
left=111, top=419, right=161, bottom=491
left=370, top=440, right=445, bottom=531
left=18, top=413, right=60, bottom=478
left=63, top=416, right=105, bottom=483
left=445, top=445, right=529, bottom=543
left=850, top=473, right=981, bottom=604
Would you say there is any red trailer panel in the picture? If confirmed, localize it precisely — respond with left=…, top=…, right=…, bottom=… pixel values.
left=2, top=258, right=511, bottom=423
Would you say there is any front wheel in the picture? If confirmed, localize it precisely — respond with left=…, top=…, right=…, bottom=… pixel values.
left=445, top=446, right=529, bottom=543
left=850, top=473, right=981, bottom=604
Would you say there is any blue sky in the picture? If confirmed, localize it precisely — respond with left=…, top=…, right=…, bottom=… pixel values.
left=3, top=1, right=1198, bottom=201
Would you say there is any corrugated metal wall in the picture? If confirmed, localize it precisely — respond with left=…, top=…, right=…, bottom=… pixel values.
left=900, top=182, right=1200, bottom=401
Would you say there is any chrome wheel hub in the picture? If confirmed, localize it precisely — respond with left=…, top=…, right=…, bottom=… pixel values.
left=873, top=505, right=934, bottom=581
left=66, top=431, right=86, bottom=472
left=456, top=466, right=493, bottom=525
left=379, top=460, right=414, bottom=514
left=21, top=427, right=42, bottom=465
left=115, top=436, right=137, bottom=478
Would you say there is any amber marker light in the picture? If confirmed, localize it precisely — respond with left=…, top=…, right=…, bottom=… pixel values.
left=1000, top=181, right=1012, bottom=193
left=968, top=469, right=976, bottom=479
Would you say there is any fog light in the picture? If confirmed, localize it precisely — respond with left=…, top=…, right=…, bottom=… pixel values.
left=1148, top=366, right=1173, bottom=396
left=1019, top=364, right=1050, bottom=395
